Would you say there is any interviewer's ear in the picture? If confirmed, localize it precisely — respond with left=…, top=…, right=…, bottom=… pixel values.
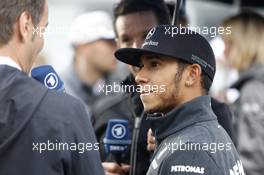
left=18, top=11, right=34, bottom=42
left=184, top=64, right=202, bottom=87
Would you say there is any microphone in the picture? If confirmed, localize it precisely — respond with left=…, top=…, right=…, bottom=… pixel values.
left=103, top=119, right=131, bottom=165
left=31, top=65, right=65, bottom=92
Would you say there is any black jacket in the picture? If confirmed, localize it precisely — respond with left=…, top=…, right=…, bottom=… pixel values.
left=0, top=66, right=104, bottom=175
left=146, top=96, right=244, bottom=175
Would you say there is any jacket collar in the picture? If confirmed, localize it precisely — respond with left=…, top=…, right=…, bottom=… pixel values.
left=147, top=95, right=217, bottom=145
left=0, top=56, right=21, bottom=71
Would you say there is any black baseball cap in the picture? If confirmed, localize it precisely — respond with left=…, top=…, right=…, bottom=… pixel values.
left=115, top=24, right=216, bottom=81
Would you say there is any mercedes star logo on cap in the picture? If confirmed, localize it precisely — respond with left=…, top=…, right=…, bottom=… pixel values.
left=146, top=27, right=156, bottom=39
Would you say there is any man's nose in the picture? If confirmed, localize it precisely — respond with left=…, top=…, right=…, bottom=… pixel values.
left=135, top=68, right=149, bottom=85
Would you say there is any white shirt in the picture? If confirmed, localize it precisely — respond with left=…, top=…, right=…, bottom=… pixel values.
left=0, top=56, right=22, bottom=71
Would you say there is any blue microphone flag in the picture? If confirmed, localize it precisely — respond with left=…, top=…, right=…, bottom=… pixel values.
left=31, top=65, right=65, bottom=92
left=104, top=119, right=131, bottom=155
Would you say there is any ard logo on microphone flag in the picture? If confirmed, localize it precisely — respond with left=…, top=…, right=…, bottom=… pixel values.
left=104, top=119, right=131, bottom=154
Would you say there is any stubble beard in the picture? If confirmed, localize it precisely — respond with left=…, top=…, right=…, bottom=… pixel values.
left=145, top=71, right=182, bottom=115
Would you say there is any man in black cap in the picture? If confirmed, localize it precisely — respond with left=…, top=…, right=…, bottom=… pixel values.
left=115, top=25, right=245, bottom=175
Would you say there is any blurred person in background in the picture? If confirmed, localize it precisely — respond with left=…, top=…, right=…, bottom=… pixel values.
left=222, top=10, right=264, bottom=175
left=0, top=0, right=104, bottom=174
left=63, top=11, right=118, bottom=110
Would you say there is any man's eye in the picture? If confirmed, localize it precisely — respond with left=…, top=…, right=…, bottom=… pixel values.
left=150, top=61, right=159, bottom=68
left=121, top=37, right=131, bottom=43
left=132, top=66, right=140, bottom=73
left=137, top=64, right=143, bottom=71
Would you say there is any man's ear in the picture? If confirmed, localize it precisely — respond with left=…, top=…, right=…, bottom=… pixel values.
left=185, top=64, right=202, bottom=87
left=17, top=11, right=33, bottom=42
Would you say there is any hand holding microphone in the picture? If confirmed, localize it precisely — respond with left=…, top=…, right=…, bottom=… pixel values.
left=102, top=162, right=130, bottom=175
left=102, top=119, right=131, bottom=175
left=147, top=128, right=156, bottom=152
